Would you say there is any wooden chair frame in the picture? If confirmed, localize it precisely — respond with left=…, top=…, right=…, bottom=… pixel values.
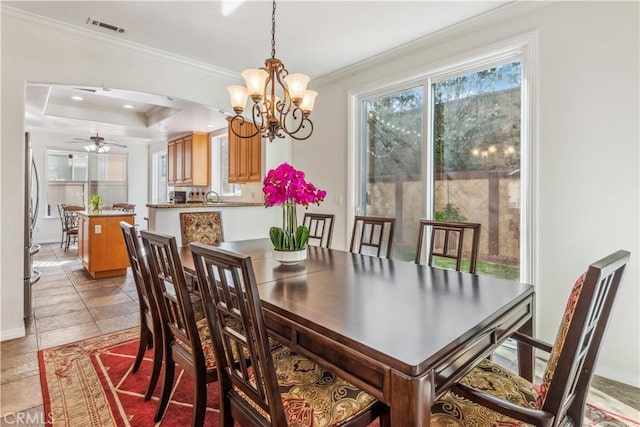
left=120, top=222, right=162, bottom=400
left=112, top=203, right=135, bottom=212
left=61, top=205, right=84, bottom=252
left=350, top=216, right=396, bottom=259
left=450, top=250, right=630, bottom=427
left=190, top=242, right=388, bottom=427
left=56, top=203, right=67, bottom=248
left=302, top=212, right=335, bottom=248
left=140, top=230, right=216, bottom=426
left=415, top=220, right=481, bottom=273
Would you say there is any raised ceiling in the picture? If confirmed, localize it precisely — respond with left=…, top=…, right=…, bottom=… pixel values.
left=8, top=1, right=510, bottom=144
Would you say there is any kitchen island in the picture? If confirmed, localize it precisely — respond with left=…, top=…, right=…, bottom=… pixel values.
left=146, top=202, right=280, bottom=243
left=77, top=210, right=134, bottom=279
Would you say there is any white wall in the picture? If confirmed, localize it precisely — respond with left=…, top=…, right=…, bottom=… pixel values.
left=294, top=2, right=640, bottom=386
left=0, top=7, right=246, bottom=339
left=28, top=130, right=149, bottom=244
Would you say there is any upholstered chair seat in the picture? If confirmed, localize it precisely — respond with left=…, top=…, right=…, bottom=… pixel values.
left=174, top=316, right=278, bottom=370
left=237, top=344, right=379, bottom=427
left=431, top=358, right=537, bottom=426
left=174, top=317, right=217, bottom=370
left=180, top=211, right=224, bottom=246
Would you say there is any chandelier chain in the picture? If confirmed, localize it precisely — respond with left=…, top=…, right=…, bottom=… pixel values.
left=271, top=0, right=276, bottom=59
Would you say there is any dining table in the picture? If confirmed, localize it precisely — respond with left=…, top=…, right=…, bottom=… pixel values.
left=179, top=238, right=535, bottom=426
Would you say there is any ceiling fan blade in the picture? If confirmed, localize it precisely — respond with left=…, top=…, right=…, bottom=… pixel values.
left=107, top=142, right=127, bottom=148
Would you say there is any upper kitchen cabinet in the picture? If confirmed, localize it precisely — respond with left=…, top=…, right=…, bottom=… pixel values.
left=227, top=119, right=262, bottom=183
left=167, top=132, right=210, bottom=187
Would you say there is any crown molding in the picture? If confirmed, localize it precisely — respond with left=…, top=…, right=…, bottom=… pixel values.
left=1, top=5, right=240, bottom=81
left=313, top=1, right=550, bottom=88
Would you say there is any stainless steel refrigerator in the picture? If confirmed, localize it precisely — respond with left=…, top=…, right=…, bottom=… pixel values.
left=24, top=132, right=41, bottom=321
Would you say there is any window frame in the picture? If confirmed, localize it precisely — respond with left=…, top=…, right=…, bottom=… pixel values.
left=152, top=150, right=167, bottom=204
left=211, top=133, right=241, bottom=197
left=347, top=33, right=537, bottom=284
left=46, top=148, right=129, bottom=216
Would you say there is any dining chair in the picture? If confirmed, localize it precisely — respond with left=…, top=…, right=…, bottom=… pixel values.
left=302, top=212, right=335, bottom=248
left=179, top=211, right=224, bottom=246
left=350, top=215, right=396, bottom=258
left=430, top=250, right=630, bottom=427
left=112, top=203, right=135, bottom=212
left=120, top=222, right=162, bottom=401
left=190, top=242, right=390, bottom=427
left=61, top=205, right=84, bottom=252
left=415, top=220, right=481, bottom=273
left=56, top=203, right=67, bottom=248
left=139, top=230, right=216, bottom=426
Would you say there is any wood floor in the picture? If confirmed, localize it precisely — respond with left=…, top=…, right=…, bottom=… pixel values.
left=1, top=243, right=638, bottom=425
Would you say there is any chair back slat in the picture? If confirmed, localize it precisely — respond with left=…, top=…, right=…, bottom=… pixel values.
left=538, top=250, right=629, bottom=426
left=416, top=220, right=481, bottom=274
left=62, top=205, right=83, bottom=230
left=191, top=243, right=287, bottom=425
left=140, top=230, right=204, bottom=365
left=113, top=203, right=136, bottom=212
left=350, top=216, right=395, bottom=258
left=303, top=213, right=335, bottom=248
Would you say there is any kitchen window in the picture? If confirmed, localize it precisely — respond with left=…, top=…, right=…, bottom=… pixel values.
left=153, top=151, right=168, bottom=203
left=46, top=149, right=128, bottom=216
left=212, top=134, right=241, bottom=197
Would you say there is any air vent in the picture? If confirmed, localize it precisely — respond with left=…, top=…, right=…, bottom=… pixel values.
left=86, top=17, right=126, bottom=34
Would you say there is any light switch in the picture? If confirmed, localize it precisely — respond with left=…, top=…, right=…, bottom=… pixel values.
left=95, top=224, right=102, bottom=234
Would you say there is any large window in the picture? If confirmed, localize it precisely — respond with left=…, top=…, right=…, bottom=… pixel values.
left=47, top=149, right=128, bottom=216
left=212, top=134, right=241, bottom=197
left=153, top=151, right=167, bottom=204
left=355, top=43, right=532, bottom=281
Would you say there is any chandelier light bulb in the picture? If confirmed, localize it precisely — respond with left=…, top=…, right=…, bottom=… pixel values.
left=300, top=90, right=318, bottom=115
left=227, top=85, right=248, bottom=114
left=283, top=73, right=310, bottom=104
left=241, top=69, right=268, bottom=99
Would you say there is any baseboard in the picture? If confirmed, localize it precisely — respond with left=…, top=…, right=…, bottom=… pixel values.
left=0, top=326, right=26, bottom=342
left=596, top=365, right=640, bottom=389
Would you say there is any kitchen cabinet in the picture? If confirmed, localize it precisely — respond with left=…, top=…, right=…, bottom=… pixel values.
left=167, top=132, right=209, bottom=186
left=78, top=211, right=134, bottom=279
left=227, top=119, right=262, bottom=183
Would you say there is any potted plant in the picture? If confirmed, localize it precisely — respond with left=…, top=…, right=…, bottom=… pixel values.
left=89, top=194, right=103, bottom=212
left=263, top=163, right=326, bottom=264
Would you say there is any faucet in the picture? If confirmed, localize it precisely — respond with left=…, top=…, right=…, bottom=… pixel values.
left=204, top=190, right=221, bottom=203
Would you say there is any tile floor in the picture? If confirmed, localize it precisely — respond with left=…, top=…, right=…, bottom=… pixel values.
left=1, top=243, right=639, bottom=425
left=1, top=243, right=139, bottom=425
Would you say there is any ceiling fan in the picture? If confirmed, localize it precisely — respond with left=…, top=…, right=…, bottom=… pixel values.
left=66, top=133, right=127, bottom=153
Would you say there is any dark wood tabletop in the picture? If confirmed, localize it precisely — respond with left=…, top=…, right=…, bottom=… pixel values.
left=180, top=238, right=535, bottom=425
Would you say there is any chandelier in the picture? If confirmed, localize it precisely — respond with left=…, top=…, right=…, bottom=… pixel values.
left=227, top=0, right=317, bottom=142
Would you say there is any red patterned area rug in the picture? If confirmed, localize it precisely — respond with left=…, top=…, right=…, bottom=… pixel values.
left=39, top=328, right=639, bottom=426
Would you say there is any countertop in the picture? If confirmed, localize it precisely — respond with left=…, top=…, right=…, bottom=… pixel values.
left=77, top=210, right=136, bottom=217
left=146, top=202, right=264, bottom=208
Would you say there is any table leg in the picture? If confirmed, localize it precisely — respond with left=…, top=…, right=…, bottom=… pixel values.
left=517, top=316, right=535, bottom=382
left=389, top=370, right=433, bottom=426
